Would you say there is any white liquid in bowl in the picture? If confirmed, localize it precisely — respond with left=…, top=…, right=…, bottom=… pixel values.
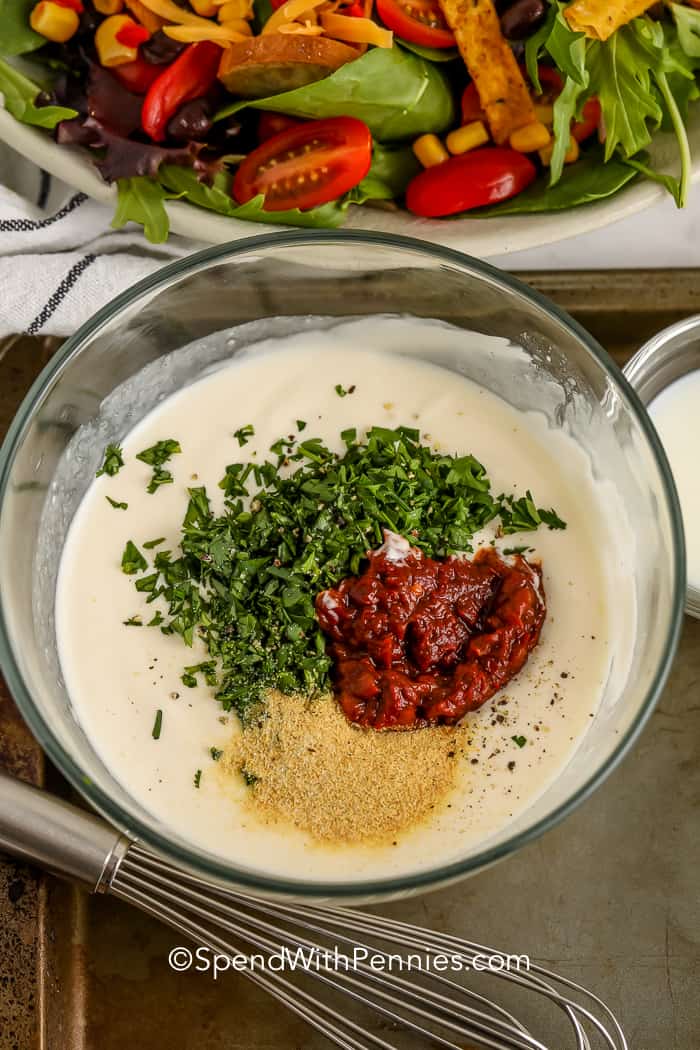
left=648, top=369, right=700, bottom=591
left=55, top=317, right=635, bottom=883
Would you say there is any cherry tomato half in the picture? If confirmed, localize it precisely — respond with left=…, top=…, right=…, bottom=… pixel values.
left=113, top=56, right=162, bottom=94
left=257, top=111, right=303, bottom=144
left=376, top=0, right=455, bottom=49
left=460, top=82, right=485, bottom=125
left=233, top=116, right=372, bottom=212
left=115, top=21, right=150, bottom=48
left=529, top=64, right=600, bottom=143
left=571, top=97, right=601, bottom=143
left=405, top=148, right=537, bottom=218
left=142, top=41, right=221, bottom=142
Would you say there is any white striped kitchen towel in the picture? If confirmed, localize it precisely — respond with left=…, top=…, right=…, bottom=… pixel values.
left=0, top=143, right=202, bottom=339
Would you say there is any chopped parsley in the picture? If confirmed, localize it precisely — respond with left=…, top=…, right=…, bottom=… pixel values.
left=193, top=769, right=202, bottom=789
left=181, top=661, right=217, bottom=688
left=121, top=540, right=147, bottom=575
left=96, top=443, right=124, bottom=478
left=241, top=768, right=259, bottom=786
left=106, top=496, right=128, bottom=510
left=234, top=424, right=254, bottom=447
left=123, top=615, right=142, bottom=626
left=124, top=426, right=563, bottom=726
left=511, top=735, right=527, bottom=748
left=135, top=572, right=159, bottom=593
left=498, top=492, right=567, bottom=535
left=270, top=435, right=295, bottom=457
left=152, top=709, right=163, bottom=740
left=502, top=545, right=534, bottom=556
left=334, top=383, right=355, bottom=397
left=147, top=611, right=164, bottom=627
left=210, top=747, right=224, bottom=761
left=136, top=439, right=181, bottom=494
left=296, top=420, right=307, bottom=432
left=143, top=537, right=166, bottom=549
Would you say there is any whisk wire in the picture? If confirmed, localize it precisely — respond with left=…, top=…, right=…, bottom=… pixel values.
left=117, top=858, right=544, bottom=1050
left=114, top=867, right=525, bottom=1050
left=114, top=876, right=397, bottom=1050
left=273, top=901, right=621, bottom=1050
left=109, top=845, right=628, bottom=1050
left=123, top=860, right=545, bottom=1050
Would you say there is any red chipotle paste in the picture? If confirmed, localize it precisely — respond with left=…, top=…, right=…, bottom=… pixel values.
left=315, top=532, right=546, bottom=730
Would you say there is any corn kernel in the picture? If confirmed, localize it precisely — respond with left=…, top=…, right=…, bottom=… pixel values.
left=95, top=14, right=139, bottom=66
left=217, top=0, right=253, bottom=20
left=94, top=0, right=124, bottom=12
left=533, top=103, right=554, bottom=125
left=565, top=135, right=580, bottom=164
left=29, top=1, right=79, bottom=42
left=445, top=120, right=489, bottom=156
left=509, top=121, right=551, bottom=153
left=412, top=134, right=449, bottom=169
left=190, top=0, right=218, bottom=13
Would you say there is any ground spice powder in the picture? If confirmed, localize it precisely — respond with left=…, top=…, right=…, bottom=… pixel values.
left=224, top=691, right=469, bottom=845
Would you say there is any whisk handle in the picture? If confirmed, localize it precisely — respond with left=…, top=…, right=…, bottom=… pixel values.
left=0, top=771, right=128, bottom=891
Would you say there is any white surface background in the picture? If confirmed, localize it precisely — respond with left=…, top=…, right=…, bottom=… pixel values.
left=497, top=189, right=700, bottom=270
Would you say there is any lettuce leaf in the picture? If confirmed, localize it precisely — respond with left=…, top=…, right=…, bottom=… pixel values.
left=0, top=57, right=76, bottom=127
left=395, top=40, right=459, bottom=64
left=215, top=46, right=455, bottom=142
left=524, top=2, right=557, bottom=93
left=474, top=149, right=640, bottom=215
left=352, top=142, right=419, bottom=201
left=119, top=142, right=421, bottom=242
left=586, top=21, right=663, bottom=161
left=544, top=3, right=587, bottom=84
left=531, top=11, right=696, bottom=207
left=157, top=167, right=350, bottom=228
left=112, top=177, right=180, bottom=244
left=546, top=12, right=589, bottom=184
left=670, top=2, right=700, bottom=58
left=0, top=0, right=44, bottom=56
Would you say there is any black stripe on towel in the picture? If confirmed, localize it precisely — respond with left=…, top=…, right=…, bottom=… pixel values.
left=27, top=253, right=97, bottom=336
left=36, top=170, right=52, bottom=209
left=0, top=191, right=87, bottom=233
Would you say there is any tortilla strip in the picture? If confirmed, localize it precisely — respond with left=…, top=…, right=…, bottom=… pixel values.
left=437, top=0, right=535, bottom=144
left=564, top=0, right=656, bottom=41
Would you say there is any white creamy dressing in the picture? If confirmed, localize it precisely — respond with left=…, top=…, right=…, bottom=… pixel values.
left=56, top=317, right=632, bottom=883
left=648, top=369, right=700, bottom=588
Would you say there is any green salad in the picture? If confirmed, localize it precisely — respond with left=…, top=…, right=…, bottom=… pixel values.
left=0, top=0, right=698, bottom=240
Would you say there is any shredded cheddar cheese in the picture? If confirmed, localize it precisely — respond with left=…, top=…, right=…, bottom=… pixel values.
left=124, top=0, right=164, bottom=32
left=277, top=21, right=325, bottom=32
left=320, top=11, right=392, bottom=46
left=163, top=21, right=249, bottom=40
left=138, top=0, right=214, bottom=24
left=216, top=0, right=254, bottom=19
left=262, top=0, right=327, bottom=34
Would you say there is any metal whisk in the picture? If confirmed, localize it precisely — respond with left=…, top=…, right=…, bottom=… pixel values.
left=0, top=773, right=627, bottom=1050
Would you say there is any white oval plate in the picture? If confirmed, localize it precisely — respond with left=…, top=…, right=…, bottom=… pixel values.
left=2, top=103, right=699, bottom=256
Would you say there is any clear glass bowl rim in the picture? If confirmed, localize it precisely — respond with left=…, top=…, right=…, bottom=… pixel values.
left=0, top=230, right=686, bottom=899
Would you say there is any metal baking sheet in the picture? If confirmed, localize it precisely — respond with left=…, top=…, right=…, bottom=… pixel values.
left=1, top=272, right=699, bottom=1050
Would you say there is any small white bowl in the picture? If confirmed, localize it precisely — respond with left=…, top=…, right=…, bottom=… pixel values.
left=624, top=316, right=700, bottom=618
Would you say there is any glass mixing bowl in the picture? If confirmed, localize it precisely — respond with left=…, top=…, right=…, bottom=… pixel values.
left=0, top=232, right=685, bottom=902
